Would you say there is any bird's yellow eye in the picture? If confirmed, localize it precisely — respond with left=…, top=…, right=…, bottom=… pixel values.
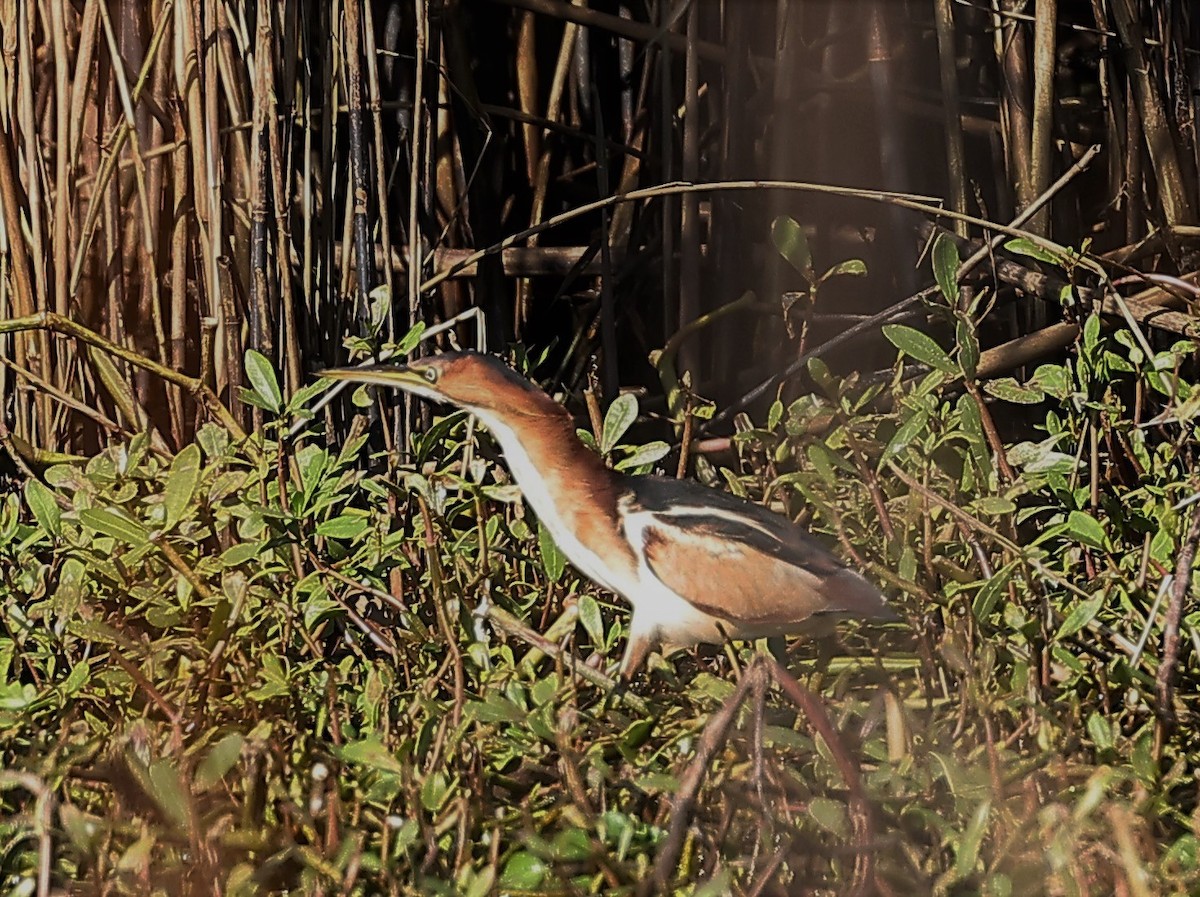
left=424, top=367, right=438, bottom=384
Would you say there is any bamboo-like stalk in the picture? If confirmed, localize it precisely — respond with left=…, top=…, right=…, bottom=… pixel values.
left=1110, top=0, right=1196, bottom=227
left=677, top=0, right=701, bottom=379
left=1027, top=0, right=1057, bottom=237
left=359, top=0, right=396, bottom=342
left=933, top=0, right=968, bottom=237
left=408, top=0, right=428, bottom=332
left=496, top=0, right=727, bottom=62
left=265, top=6, right=302, bottom=401
left=249, top=0, right=271, bottom=356
left=996, top=0, right=1034, bottom=217
left=344, top=0, right=375, bottom=328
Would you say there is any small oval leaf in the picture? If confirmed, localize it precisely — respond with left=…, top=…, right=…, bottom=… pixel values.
left=882, top=325, right=957, bottom=374
left=244, top=349, right=282, bottom=412
left=578, top=595, right=604, bottom=645
left=538, top=521, right=566, bottom=582
left=600, top=393, right=638, bottom=454
left=771, top=215, right=812, bottom=274
left=79, top=507, right=149, bottom=546
left=932, top=233, right=961, bottom=303
left=1066, top=510, right=1105, bottom=549
left=164, top=444, right=201, bottom=530
left=196, top=733, right=244, bottom=791
left=24, top=479, right=61, bottom=537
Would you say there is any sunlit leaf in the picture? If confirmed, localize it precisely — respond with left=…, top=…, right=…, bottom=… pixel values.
left=79, top=507, right=149, bottom=546
left=983, top=377, right=1044, bottom=405
left=1066, top=510, right=1106, bottom=549
left=500, top=852, right=548, bottom=890
left=578, top=595, right=604, bottom=645
left=1056, top=593, right=1104, bottom=639
left=539, top=521, right=566, bottom=582
left=244, top=349, right=282, bottom=412
left=614, top=440, right=670, bottom=471
left=953, top=800, right=991, bottom=880
left=1004, top=237, right=1063, bottom=265
left=196, top=733, right=244, bottom=791
left=164, top=444, right=201, bottom=530
left=24, top=478, right=61, bottom=538
left=771, top=215, right=811, bottom=275
left=600, top=393, right=638, bottom=454
left=932, top=233, right=960, bottom=303
left=882, top=325, right=956, bottom=374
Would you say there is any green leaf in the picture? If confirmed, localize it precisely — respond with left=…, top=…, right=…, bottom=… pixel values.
left=807, top=797, right=848, bottom=837
left=421, top=771, right=450, bottom=812
left=953, top=800, right=991, bottom=880
left=880, top=409, right=930, bottom=464
left=551, top=827, right=592, bottom=861
left=316, top=514, right=370, bottom=540
left=1066, top=510, right=1105, bottom=549
left=578, top=595, right=604, bottom=645
left=1004, top=237, right=1063, bottom=266
left=164, top=444, right=201, bottom=530
left=539, top=521, right=566, bottom=582
left=956, top=316, right=979, bottom=379
left=1086, top=712, right=1114, bottom=751
left=822, top=258, right=867, bottom=279
left=146, top=760, right=191, bottom=831
left=79, top=507, right=149, bottom=546
left=63, top=660, right=90, bottom=694
left=1056, top=593, right=1104, bottom=639
left=932, top=233, right=961, bottom=303
left=236, top=386, right=277, bottom=412
left=882, top=325, right=956, bottom=374
left=600, top=393, right=638, bottom=454
left=500, top=852, right=548, bottom=890
left=394, top=321, right=426, bottom=356
left=767, top=400, right=784, bottom=430
left=983, top=377, right=1044, bottom=405
left=1030, top=363, right=1071, bottom=399
left=338, top=736, right=406, bottom=775
left=971, top=496, right=1015, bottom=516
left=367, top=284, right=391, bottom=334
left=24, top=478, right=61, bottom=538
left=1082, top=313, right=1101, bottom=356
left=243, top=349, right=282, bottom=412
left=972, top=565, right=1014, bottom=621
left=614, top=440, right=670, bottom=472
left=196, top=733, right=244, bottom=791
left=771, top=215, right=811, bottom=275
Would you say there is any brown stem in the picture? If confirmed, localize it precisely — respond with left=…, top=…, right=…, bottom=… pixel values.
left=1154, top=502, right=1200, bottom=754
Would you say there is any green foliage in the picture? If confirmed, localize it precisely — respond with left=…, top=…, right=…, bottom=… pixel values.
left=2, top=312, right=1199, bottom=895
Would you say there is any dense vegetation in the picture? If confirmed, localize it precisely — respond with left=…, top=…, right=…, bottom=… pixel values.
left=2, top=1, right=1200, bottom=895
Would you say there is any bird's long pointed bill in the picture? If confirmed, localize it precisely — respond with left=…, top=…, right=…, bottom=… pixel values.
left=320, top=365, right=425, bottom=390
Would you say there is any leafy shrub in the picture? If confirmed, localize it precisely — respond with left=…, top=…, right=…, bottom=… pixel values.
left=2, top=289, right=1199, bottom=894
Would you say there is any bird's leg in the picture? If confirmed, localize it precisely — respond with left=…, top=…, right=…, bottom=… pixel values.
left=766, top=636, right=788, bottom=665
left=617, top=628, right=653, bottom=681
left=750, top=657, right=769, bottom=815
left=598, top=630, right=653, bottom=712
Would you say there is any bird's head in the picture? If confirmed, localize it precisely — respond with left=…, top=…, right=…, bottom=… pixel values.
left=321, top=351, right=555, bottom=417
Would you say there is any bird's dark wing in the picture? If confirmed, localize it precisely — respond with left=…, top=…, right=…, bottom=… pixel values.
left=624, top=476, right=893, bottom=629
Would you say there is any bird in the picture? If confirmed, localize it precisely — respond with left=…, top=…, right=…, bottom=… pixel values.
left=322, top=352, right=897, bottom=678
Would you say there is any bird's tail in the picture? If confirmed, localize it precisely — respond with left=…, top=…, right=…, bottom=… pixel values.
left=826, top=569, right=900, bottom=621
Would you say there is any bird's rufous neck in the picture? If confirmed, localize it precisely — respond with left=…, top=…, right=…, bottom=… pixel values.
left=476, top=404, right=616, bottom=502
left=473, top=403, right=639, bottom=594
